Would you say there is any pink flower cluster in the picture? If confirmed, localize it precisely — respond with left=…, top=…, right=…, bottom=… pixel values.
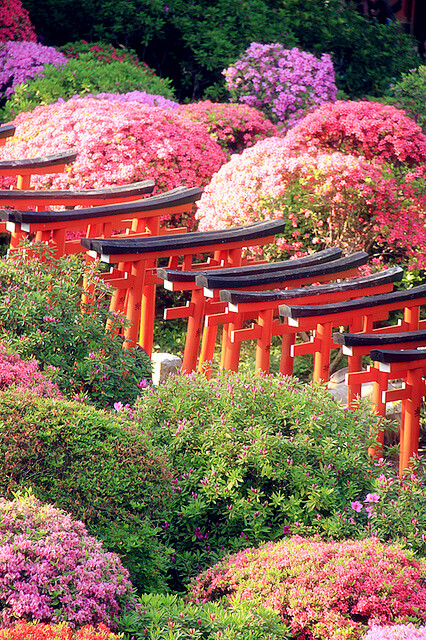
left=0, top=0, right=36, bottom=42
left=0, top=493, right=133, bottom=629
left=196, top=100, right=426, bottom=266
left=0, top=622, right=120, bottom=639
left=197, top=139, right=409, bottom=255
left=188, top=536, right=426, bottom=640
left=364, top=625, right=426, bottom=640
left=176, top=100, right=278, bottom=154
left=0, top=99, right=227, bottom=225
left=0, top=343, right=62, bottom=398
left=0, top=41, right=67, bottom=98
left=284, top=100, right=426, bottom=166
left=223, top=43, right=337, bottom=130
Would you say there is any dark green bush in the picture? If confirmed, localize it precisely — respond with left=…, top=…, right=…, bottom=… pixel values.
left=23, top=0, right=420, bottom=100
left=3, top=52, right=174, bottom=120
left=117, top=593, right=290, bottom=639
left=278, top=0, right=421, bottom=97
left=0, top=390, right=172, bottom=593
left=0, top=246, right=151, bottom=410
left=22, top=0, right=295, bottom=100
left=134, top=371, right=385, bottom=588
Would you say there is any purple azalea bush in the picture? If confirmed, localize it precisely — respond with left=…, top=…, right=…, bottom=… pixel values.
left=0, top=492, right=133, bottom=629
left=0, top=41, right=67, bottom=98
left=67, top=90, right=180, bottom=110
left=364, top=626, right=426, bottom=639
left=223, top=43, right=337, bottom=130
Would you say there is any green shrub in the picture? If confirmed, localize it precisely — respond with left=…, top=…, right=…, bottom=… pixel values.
left=22, top=0, right=296, bottom=100
left=22, top=0, right=420, bottom=100
left=3, top=53, right=175, bottom=120
left=0, top=245, right=151, bottom=410
left=60, top=40, right=142, bottom=67
left=278, top=0, right=421, bottom=97
left=388, top=66, right=426, bottom=133
left=133, top=371, right=385, bottom=588
left=117, top=593, right=290, bottom=639
left=351, top=456, right=426, bottom=558
left=0, top=390, right=172, bottom=594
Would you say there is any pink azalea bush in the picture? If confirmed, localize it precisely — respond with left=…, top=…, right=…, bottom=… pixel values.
left=284, top=100, right=426, bottom=166
left=176, top=100, right=278, bottom=154
left=0, top=622, right=120, bottom=639
left=196, top=137, right=426, bottom=264
left=0, top=41, right=67, bottom=98
left=188, top=536, right=426, bottom=640
left=364, top=626, right=426, bottom=640
left=0, top=99, right=227, bottom=226
left=223, top=43, right=337, bottom=130
left=0, top=492, right=133, bottom=629
left=0, top=343, right=62, bottom=398
left=74, top=91, right=179, bottom=110
left=0, top=0, right=36, bottom=42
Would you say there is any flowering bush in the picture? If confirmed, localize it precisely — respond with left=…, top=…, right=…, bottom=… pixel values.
left=0, top=390, right=172, bottom=594
left=363, top=625, right=426, bottom=640
left=0, top=247, right=151, bottom=408
left=0, top=492, right=133, bottom=629
left=389, top=66, right=426, bottom=134
left=284, top=101, right=426, bottom=166
left=176, top=100, right=277, bottom=154
left=61, top=40, right=141, bottom=68
left=0, top=622, right=120, bottom=639
left=223, top=43, right=337, bottom=130
left=0, top=99, right=226, bottom=226
left=0, top=343, right=61, bottom=398
left=349, top=457, right=426, bottom=558
left=0, top=41, right=67, bottom=99
left=188, top=537, right=426, bottom=640
left=134, top=371, right=384, bottom=588
left=78, top=91, right=179, bottom=110
left=0, top=0, right=36, bottom=42
left=196, top=137, right=426, bottom=262
left=2, top=54, right=176, bottom=121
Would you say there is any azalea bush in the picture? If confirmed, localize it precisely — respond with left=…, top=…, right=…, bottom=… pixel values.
left=176, top=100, right=277, bottom=154
left=118, top=593, right=288, bottom=640
left=2, top=54, right=175, bottom=120
left=0, top=41, right=67, bottom=101
left=196, top=138, right=426, bottom=263
left=188, top=537, right=426, bottom=640
left=0, top=0, right=36, bottom=42
left=350, top=457, right=426, bottom=558
left=0, top=246, right=151, bottom=409
left=223, top=43, right=337, bottom=130
left=133, top=371, right=384, bottom=588
left=283, top=100, right=426, bottom=167
left=0, top=98, right=226, bottom=226
left=61, top=40, right=141, bottom=67
left=389, top=66, right=426, bottom=134
left=363, top=625, right=426, bottom=640
left=0, top=390, right=172, bottom=593
left=78, top=91, right=179, bottom=110
left=0, top=492, right=133, bottom=629
left=0, top=623, right=120, bottom=639
left=0, top=343, right=62, bottom=398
